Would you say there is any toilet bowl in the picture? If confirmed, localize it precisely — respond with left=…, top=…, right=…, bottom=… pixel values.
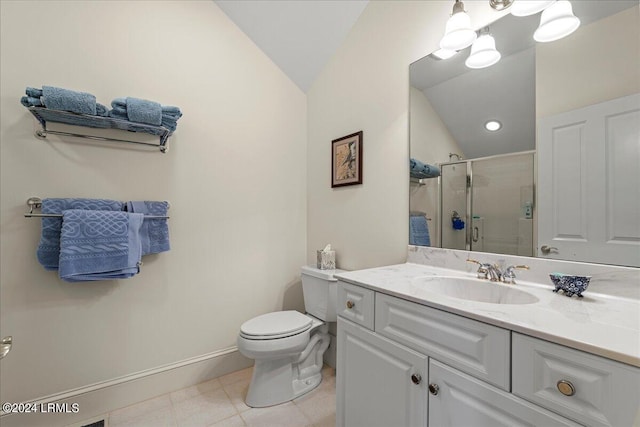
left=237, top=266, right=344, bottom=408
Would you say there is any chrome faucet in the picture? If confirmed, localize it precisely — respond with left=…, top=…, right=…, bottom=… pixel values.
left=502, top=265, right=530, bottom=284
left=467, top=259, right=529, bottom=284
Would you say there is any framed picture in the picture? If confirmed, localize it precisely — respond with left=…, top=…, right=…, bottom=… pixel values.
left=331, top=131, right=363, bottom=188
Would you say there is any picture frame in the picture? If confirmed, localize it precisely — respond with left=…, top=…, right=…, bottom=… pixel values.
left=331, top=131, right=363, bottom=188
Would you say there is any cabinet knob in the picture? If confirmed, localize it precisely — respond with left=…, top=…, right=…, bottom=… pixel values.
left=557, top=380, right=576, bottom=396
left=411, top=373, right=422, bottom=385
left=346, top=300, right=355, bottom=309
left=428, top=383, right=439, bottom=395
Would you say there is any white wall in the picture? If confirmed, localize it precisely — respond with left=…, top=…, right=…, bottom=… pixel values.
left=536, top=5, right=640, bottom=118
left=0, top=0, right=306, bottom=409
left=307, top=1, right=507, bottom=270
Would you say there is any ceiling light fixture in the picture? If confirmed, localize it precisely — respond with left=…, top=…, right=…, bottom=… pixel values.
left=485, top=120, right=502, bottom=131
left=489, top=0, right=514, bottom=11
left=465, top=28, right=501, bottom=69
left=510, top=0, right=556, bottom=17
left=440, top=0, right=477, bottom=51
left=432, top=48, right=458, bottom=60
left=533, top=0, right=580, bottom=42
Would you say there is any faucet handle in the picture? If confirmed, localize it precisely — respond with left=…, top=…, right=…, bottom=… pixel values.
left=467, top=259, right=490, bottom=279
left=503, top=265, right=529, bottom=284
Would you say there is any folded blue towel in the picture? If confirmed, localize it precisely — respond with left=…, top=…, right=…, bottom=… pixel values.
left=162, top=105, right=181, bottom=115
left=42, top=86, right=97, bottom=115
left=96, top=103, right=109, bottom=117
left=110, top=105, right=127, bottom=115
left=161, top=118, right=178, bottom=132
left=20, top=96, right=43, bottom=107
left=36, top=198, right=124, bottom=270
left=409, top=214, right=431, bottom=246
left=58, top=210, right=144, bottom=282
left=108, top=109, right=128, bottom=120
left=26, top=87, right=43, bottom=98
left=125, top=97, right=162, bottom=125
left=410, top=158, right=440, bottom=178
left=111, top=98, right=126, bottom=109
left=112, top=98, right=181, bottom=130
left=126, top=201, right=170, bottom=255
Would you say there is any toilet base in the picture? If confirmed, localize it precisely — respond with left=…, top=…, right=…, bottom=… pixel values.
left=245, top=327, right=329, bottom=408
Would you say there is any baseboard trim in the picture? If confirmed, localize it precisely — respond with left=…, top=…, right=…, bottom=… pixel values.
left=1, top=346, right=252, bottom=427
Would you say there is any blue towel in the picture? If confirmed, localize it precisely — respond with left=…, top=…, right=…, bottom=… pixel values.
left=409, top=214, right=431, bottom=246
left=20, top=96, right=43, bottom=107
left=108, top=109, right=128, bottom=120
left=42, top=86, right=97, bottom=115
left=125, top=201, right=170, bottom=255
left=58, top=210, right=144, bottom=282
left=161, top=118, right=178, bottom=132
left=410, top=158, right=440, bottom=178
left=162, top=105, right=181, bottom=115
left=126, top=97, right=162, bottom=125
left=26, top=87, right=43, bottom=98
left=111, top=98, right=182, bottom=130
left=96, top=103, right=109, bottom=117
left=36, top=198, right=124, bottom=270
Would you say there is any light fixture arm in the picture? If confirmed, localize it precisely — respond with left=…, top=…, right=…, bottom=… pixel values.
left=452, top=0, right=466, bottom=15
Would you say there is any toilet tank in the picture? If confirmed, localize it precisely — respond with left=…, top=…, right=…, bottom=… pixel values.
left=301, top=266, right=345, bottom=322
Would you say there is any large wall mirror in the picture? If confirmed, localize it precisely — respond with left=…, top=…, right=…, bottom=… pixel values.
left=409, top=1, right=639, bottom=267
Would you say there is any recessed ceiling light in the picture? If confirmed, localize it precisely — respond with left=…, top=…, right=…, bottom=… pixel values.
left=485, top=120, right=502, bottom=131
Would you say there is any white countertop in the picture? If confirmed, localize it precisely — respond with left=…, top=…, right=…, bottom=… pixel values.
left=335, top=262, right=640, bottom=368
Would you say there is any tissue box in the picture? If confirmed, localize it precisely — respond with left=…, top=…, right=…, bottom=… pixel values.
left=316, top=250, right=336, bottom=270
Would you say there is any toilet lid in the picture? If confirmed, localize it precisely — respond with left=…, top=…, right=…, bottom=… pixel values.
left=240, top=311, right=313, bottom=339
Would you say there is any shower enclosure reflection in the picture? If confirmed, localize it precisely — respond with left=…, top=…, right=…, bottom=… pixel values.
left=440, top=152, right=534, bottom=255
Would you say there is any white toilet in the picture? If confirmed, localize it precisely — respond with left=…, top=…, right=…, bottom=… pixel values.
left=237, top=266, right=344, bottom=408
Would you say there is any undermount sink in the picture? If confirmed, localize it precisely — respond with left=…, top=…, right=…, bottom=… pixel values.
left=411, top=276, right=539, bottom=305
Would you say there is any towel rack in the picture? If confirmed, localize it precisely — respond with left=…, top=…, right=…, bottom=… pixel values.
left=26, top=107, right=173, bottom=153
left=24, top=197, right=170, bottom=219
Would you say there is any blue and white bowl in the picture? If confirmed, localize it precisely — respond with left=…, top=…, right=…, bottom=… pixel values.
left=550, top=273, right=591, bottom=297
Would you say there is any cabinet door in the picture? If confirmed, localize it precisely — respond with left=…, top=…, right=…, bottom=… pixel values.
left=337, top=317, right=428, bottom=427
left=428, top=360, right=580, bottom=427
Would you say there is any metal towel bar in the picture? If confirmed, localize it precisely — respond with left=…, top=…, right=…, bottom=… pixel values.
left=24, top=197, right=170, bottom=219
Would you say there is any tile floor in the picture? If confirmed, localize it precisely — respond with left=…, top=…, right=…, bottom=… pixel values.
left=106, top=365, right=336, bottom=427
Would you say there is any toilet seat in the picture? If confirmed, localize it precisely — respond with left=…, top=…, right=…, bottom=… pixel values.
left=240, top=310, right=313, bottom=340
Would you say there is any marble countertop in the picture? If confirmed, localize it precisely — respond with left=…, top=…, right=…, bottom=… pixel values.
left=335, top=263, right=640, bottom=368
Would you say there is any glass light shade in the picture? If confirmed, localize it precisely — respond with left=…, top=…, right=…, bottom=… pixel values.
left=432, top=48, right=458, bottom=60
left=534, top=0, right=580, bottom=42
left=465, top=34, right=501, bottom=69
left=511, top=0, right=556, bottom=17
left=440, top=11, right=477, bottom=51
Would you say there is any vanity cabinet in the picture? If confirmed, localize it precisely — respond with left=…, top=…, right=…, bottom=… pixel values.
left=336, top=280, right=639, bottom=427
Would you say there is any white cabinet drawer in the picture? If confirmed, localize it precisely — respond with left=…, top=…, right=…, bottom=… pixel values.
left=429, top=359, right=580, bottom=427
left=375, top=293, right=511, bottom=390
left=337, top=281, right=375, bottom=330
left=512, top=333, right=640, bottom=427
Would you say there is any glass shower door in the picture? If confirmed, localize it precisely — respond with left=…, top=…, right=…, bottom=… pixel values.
left=470, top=152, right=534, bottom=256
left=440, top=162, right=468, bottom=250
